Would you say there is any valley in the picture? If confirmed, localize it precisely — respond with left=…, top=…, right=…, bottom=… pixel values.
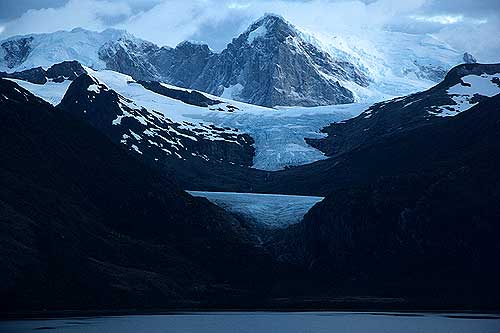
left=1, top=9, right=500, bottom=316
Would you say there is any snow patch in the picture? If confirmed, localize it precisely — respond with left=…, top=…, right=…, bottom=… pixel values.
left=430, top=73, right=500, bottom=117
left=221, top=83, right=244, bottom=100
left=247, top=25, right=267, bottom=44
left=87, top=84, right=100, bottom=93
left=5, top=78, right=71, bottom=105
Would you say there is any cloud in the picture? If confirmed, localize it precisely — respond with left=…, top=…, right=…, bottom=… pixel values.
left=119, top=0, right=430, bottom=48
left=0, top=0, right=498, bottom=61
left=1, top=0, right=131, bottom=37
left=411, top=15, right=464, bottom=25
left=434, top=20, right=500, bottom=63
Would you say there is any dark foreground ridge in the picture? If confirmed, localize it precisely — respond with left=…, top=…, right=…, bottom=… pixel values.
left=0, top=78, right=273, bottom=312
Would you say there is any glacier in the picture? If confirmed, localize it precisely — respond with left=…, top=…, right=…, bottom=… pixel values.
left=191, top=103, right=368, bottom=170
left=188, top=191, right=324, bottom=228
left=7, top=67, right=368, bottom=170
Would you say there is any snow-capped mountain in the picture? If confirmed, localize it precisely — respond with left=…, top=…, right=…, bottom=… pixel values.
left=306, top=28, right=466, bottom=100
left=58, top=71, right=255, bottom=166
left=98, top=33, right=161, bottom=81
left=189, top=14, right=369, bottom=107
left=99, top=14, right=371, bottom=107
left=0, top=28, right=131, bottom=71
left=0, top=14, right=470, bottom=108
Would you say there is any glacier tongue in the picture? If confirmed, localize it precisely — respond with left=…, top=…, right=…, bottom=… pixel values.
left=188, top=191, right=324, bottom=229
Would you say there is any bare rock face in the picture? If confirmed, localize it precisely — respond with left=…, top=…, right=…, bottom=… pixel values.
left=0, top=60, right=86, bottom=84
left=98, top=36, right=161, bottom=81
left=1, top=37, right=33, bottom=69
left=463, top=52, right=477, bottom=64
left=96, top=15, right=369, bottom=108
left=150, top=41, right=215, bottom=89
left=190, top=14, right=369, bottom=107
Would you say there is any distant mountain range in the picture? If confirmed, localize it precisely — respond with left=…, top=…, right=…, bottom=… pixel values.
left=1, top=14, right=466, bottom=107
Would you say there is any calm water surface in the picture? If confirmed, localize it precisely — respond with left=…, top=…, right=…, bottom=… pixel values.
left=1, top=312, right=500, bottom=333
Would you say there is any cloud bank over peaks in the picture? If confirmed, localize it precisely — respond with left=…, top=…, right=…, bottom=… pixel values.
left=0, top=0, right=498, bottom=62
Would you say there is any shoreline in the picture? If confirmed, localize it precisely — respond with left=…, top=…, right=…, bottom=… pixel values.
left=3, top=306, right=500, bottom=321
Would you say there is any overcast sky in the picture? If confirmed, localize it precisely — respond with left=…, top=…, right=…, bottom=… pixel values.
left=0, top=0, right=499, bottom=61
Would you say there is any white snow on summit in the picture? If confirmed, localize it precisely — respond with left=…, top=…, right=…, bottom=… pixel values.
left=0, top=28, right=128, bottom=72
left=247, top=25, right=267, bottom=44
left=304, top=29, right=464, bottom=101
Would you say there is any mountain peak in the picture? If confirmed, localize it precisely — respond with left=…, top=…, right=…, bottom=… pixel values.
left=176, top=40, right=211, bottom=51
left=243, top=13, right=297, bottom=45
left=249, top=14, right=293, bottom=31
left=256, top=13, right=287, bottom=24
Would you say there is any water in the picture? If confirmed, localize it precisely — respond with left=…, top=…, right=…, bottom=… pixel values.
left=2, top=312, right=499, bottom=333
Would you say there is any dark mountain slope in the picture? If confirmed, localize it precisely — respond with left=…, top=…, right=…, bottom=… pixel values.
left=56, top=73, right=269, bottom=192
left=0, top=78, right=273, bottom=312
left=272, top=94, right=500, bottom=307
left=307, top=63, right=500, bottom=157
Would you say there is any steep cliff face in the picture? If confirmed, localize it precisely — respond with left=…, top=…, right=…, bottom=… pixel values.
left=98, top=35, right=161, bottom=81
left=189, top=14, right=369, bottom=107
left=150, top=41, right=215, bottom=89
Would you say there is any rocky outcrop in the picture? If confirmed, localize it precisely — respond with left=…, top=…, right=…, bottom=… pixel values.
left=0, top=60, right=86, bottom=84
left=150, top=41, right=215, bottom=89
left=138, top=80, right=223, bottom=107
left=0, top=37, right=33, bottom=69
left=463, top=52, right=477, bottom=64
left=98, top=36, right=160, bottom=81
